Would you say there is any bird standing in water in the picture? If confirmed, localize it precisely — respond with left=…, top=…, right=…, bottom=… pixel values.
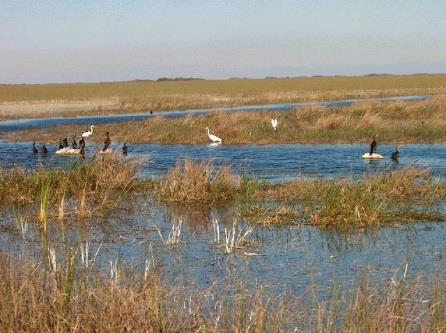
left=58, top=139, right=63, bottom=150
left=72, top=136, right=78, bottom=149
left=103, top=132, right=111, bottom=152
left=41, top=144, right=48, bottom=154
left=370, top=135, right=377, bottom=155
left=63, top=138, right=69, bottom=148
left=32, top=142, right=38, bottom=154
left=391, top=146, right=400, bottom=162
left=122, top=143, right=128, bottom=156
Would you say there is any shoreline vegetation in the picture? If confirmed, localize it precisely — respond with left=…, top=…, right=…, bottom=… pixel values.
left=2, top=161, right=446, bottom=330
left=1, top=74, right=446, bottom=120
left=2, top=251, right=446, bottom=332
left=4, top=95, right=446, bottom=145
left=1, top=159, right=445, bottom=229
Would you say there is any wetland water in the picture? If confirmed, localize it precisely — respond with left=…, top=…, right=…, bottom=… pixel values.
left=0, top=94, right=445, bottom=303
left=1, top=141, right=446, bottom=182
left=1, top=140, right=446, bottom=298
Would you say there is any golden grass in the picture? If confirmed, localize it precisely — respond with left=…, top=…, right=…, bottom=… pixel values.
left=5, top=96, right=446, bottom=145
left=1, top=75, right=446, bottom=120
left=156, top=159, right=239, bottom=203
left=1, top=252, right=446, bottom=332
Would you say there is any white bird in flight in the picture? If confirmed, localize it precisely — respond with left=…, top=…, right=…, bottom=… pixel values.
left=81, top=125, right=95, bottom=138
left=205, top=127, right=222, bottom=144
left=271, top=118, right=278, bottom=130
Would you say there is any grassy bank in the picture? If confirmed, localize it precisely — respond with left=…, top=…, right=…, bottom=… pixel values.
left=4, top=96, right=446, bottom=145
left=1, top=75, right=446, bottom=120
left=1, top=252, right=445, bottom=332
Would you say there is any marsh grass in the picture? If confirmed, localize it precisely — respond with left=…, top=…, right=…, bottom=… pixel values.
left=6, top=95, right=446, bottom=145
left=0, top=157, right=138, bottom=218
left=156, top=159, right=239, bottom=203
left=1, top=252, right=446, bottom=332
left=246, top=167, right=446, bottom=229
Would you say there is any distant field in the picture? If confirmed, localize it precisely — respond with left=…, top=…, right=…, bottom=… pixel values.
left=1, top=75, right=446, bottom=102
left=1, top=75, right=445, bottom=120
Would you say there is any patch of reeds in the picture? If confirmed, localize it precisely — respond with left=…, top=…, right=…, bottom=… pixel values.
left=1, top=252, right=446, bottom=332
left=0, top=157, right=138, bottom=217
left=156, top=159, right=239, bottom=203
left=250, top=167, right=446, bottom=229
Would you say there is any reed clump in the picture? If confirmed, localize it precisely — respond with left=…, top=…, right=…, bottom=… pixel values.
left=0, top=157, right=138, bottom=213
left=156, top=159, right=239, bottom=203
left=248, top=168, right=446, bottom=228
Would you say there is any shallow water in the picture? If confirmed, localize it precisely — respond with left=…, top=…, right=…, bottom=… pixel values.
left=1, top=93, right=444, bottom=302
left=0, top=95, right=428, bottom=132
left=1, top=141, right=446, bottom=182
left=1, top=197, right=446, bottom=299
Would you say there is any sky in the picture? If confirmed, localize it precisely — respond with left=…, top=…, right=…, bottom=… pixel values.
left=1, top=0, right=446, bottom=83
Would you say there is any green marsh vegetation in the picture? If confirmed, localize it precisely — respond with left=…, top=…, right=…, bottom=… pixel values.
left=0, top=157, right=138, bottom=219
left=1, top=159, right=445, bottom=229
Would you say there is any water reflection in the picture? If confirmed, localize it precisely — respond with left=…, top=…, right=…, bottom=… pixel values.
left=1, top=197, right=446, bottom=298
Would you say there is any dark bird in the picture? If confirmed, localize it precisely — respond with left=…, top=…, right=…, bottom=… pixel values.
left=41, top=144, right=48, bottom=154
left=58, top=139, right=63, bottom=150
left=63, top=137, right=69, bottom=148
left=369, top=135, right=377, bottom=155
left=122, top=143, right=128, bottom=156
left=72, top=136, right=78, bottom=149
left=103, top=132, right=111, bottom=152
left=391, top=145, right=400, bottom=162
left=32, top=142, right=38, bottom=154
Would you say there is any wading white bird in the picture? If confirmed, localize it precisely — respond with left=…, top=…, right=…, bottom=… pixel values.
left=81, top=125, right=95, bottom=138
left=271, top=118, right=278, bottom=130
left=205, top=127, right=222, bottom=144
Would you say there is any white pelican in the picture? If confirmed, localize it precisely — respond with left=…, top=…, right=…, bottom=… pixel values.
left=362, top=152, right=384, bottom=160
left=82, top=125, right=95, bottom=138
left=271, top=118, right=278, bottom=130
left=205, top=127, right=222, bottom=144
left=56, top=147, right=82, bottom=155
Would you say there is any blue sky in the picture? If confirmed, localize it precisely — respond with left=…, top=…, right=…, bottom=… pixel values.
left=1, top=0, right=446, bottom=83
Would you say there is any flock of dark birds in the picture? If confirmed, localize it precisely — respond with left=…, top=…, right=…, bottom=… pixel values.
left=31, top=124, right=398, bottom=164
left=32, top=127, right=128, bottom=157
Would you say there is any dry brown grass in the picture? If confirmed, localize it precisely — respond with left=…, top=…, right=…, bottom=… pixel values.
left=1, top=75, right=446, bottom=120
left=1, top=252, right=446, bottom=332
left=5, top=96, right=446, bottom=145
left=156, top=159, right=239, bottom=203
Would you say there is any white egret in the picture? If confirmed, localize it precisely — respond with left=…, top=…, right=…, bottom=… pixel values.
left=82, top=125, right=95, bottom=138
left=205, top=127, right=222, bottom=144
left=271, top=118, right=278, bottom=130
